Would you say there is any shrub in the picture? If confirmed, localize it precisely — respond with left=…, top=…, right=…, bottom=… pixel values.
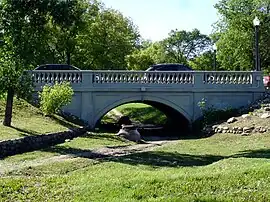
left=197, top=98, right=239, bottom=127
left=39, top=82, right=74, bottom=116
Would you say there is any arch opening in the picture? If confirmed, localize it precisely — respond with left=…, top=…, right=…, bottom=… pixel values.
left=97, top=100, right=191, bottom=138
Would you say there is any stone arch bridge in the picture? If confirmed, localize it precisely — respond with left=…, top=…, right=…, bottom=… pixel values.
left=30, top=70, right=265, bottom=130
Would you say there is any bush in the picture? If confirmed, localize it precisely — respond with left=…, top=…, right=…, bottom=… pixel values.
left=196, top=98, right=239, bottom=127
left=39, top=82, right=74, bottom=116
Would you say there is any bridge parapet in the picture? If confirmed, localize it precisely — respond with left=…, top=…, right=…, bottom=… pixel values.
left=92, top=70, right=193, bottom=84
left=29, top=70, right=264, bottom=92
left=31, top=70, right=82, bottom=84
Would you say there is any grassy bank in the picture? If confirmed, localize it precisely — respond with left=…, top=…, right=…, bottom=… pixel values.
left=1, top=99, right=270, bottom=201
left=1, top=132, right=270, bottom=201
left=0, top=99, right=71, bottom=141
left=103, top=103, right=167, bottom=124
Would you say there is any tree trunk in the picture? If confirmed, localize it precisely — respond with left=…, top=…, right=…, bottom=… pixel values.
left=3, top=88, right=14, bottom=127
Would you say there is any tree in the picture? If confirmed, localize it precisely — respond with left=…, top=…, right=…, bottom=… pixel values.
left=73, top=7, right=140, bottom=70
left=47, top=0, right=94, bottom=65
left=213, top=0, right=270, bottom=72
left=189, top=51, right=219, bottom=71
left=163, top=29, right=212, bottom=64
left=0, top=0, right=54, bottom=126
left=126, top=42, right=168, bottom=70
left=0, top=0, right=88, bottom=126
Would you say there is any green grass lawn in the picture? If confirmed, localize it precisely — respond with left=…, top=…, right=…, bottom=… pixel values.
left=0, top=98, right=133, bottom=164
left=0, top=99, right=69, bottom=141
left=1, top=99, right=270, bottom=201
left=103, top=103, right=167, bottom=124
left=1, top=132, right=270, bottom=201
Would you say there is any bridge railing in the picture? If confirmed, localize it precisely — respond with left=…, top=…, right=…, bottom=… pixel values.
left=91, top=71, right=194, bottom=84
left=30, top=70, right=83, bottom=84
left=202, top=71, right=252, bottom=84
left=29, top=70, right=263, bottom=90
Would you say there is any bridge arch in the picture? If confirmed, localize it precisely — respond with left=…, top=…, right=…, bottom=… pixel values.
left=93, top=95, right=192, bottom=133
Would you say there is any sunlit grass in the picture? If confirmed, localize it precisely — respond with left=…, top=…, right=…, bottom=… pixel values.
left=103, top=103, right=167, bottom=124
left=1, top=133, right=270, bottom=201
left=0, top=99, right=68, bottom=140
left=1, top=98, right=270, bottom=201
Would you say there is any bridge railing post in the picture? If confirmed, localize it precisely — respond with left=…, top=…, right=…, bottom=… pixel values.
left=251, top=71, right=264, bottom=89
left=193, top=71, right=205, bottom=88
left=81, top=71, right=93, bottom=87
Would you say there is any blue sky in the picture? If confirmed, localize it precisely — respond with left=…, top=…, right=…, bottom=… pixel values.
left=102, top=0, right=220, bottom=41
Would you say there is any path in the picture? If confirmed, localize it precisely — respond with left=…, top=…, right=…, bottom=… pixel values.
left=0, top=139, right=178, bottom=175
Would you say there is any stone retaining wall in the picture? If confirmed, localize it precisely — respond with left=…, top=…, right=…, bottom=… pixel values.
left=0, top=128, right=86, bottom=159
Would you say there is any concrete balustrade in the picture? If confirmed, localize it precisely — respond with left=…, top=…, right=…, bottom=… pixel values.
left=30, top=70, right=261, bottom=87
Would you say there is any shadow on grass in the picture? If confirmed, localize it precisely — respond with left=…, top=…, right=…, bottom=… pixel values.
left=10, top=126, right=39, bottom=136
left=43, top=145, right=225, bottom=167
left=232, top=149, right=270, bottom=159
left=111, top=151, right=224, bottom=167
left=49, top=115, right=80, bottom=130
left=43, top=145, right=270, bottom=168
left=87, top=133, right=128, bottom=143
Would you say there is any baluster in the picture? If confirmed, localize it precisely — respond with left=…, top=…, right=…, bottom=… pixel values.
left=44, top=73, right=48, bottom=83
left=228, top=74, right=233, bottom=84
left=185, top=73, right=189, bottom=84
left=63, top=73, right=67, bottom=81
left=132, top=73, right=136, bottom=83
left=67, top=73, right=70, bottom=82
left=129, top=73, right=133, bottom=83
left=152, top=73, right=156, bottom=83
left=246, top=74, right=251, bottom=84
left=48, top=73, right=52, bottom=83
left=188, top=73, right=192, bottom=84
left=76, top=73, right=81, bottom=83
left=119, top=74, right=122, bottom=83
left=40, top=73, right=45, bottom=83
left=219, top=74, right=224, bottom=84
left=129, top=73, right=132, bottom=83
left=179, top=73, right=183, bottom=84
left=108, top=73, right=112, bottom=83
left=118, top=74, right=122, bottom=83
left=71, top=73, right=75, bottom=82
left=242, top=74, right=246, bottom=84
left=106, top=73, right=110, bottom=83
left=170, top=73, right=175, bottom=84
left=114, top=74, right=118, bottom=83
left=113, top=73, right=117, bottom=83
left=159, top=73, right=162, bottom=83
left=95, top=74, right=99, bottom=83
left=136, top=73, right=139, bottom=83
left=113, top=74, right=117, bottom=83
left=149, top=73, right=153, bottom=83
left=213, top=74, right=217, bottom=84
left=121, top=73, right=125, bottom=83
left=36, top=73, right=40, bottom=83
left=224, top=74, right=229, bottom=84
left=238, top=74, right=242, bottom=84
left=216, top=74, right=220, bottom=84
left=174, top=73, right=178, bottom=83
left=135, top=73, right=139, bottom=83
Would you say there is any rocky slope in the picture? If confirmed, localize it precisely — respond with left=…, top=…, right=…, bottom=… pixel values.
left=205, top=91, right=270, bottom=136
